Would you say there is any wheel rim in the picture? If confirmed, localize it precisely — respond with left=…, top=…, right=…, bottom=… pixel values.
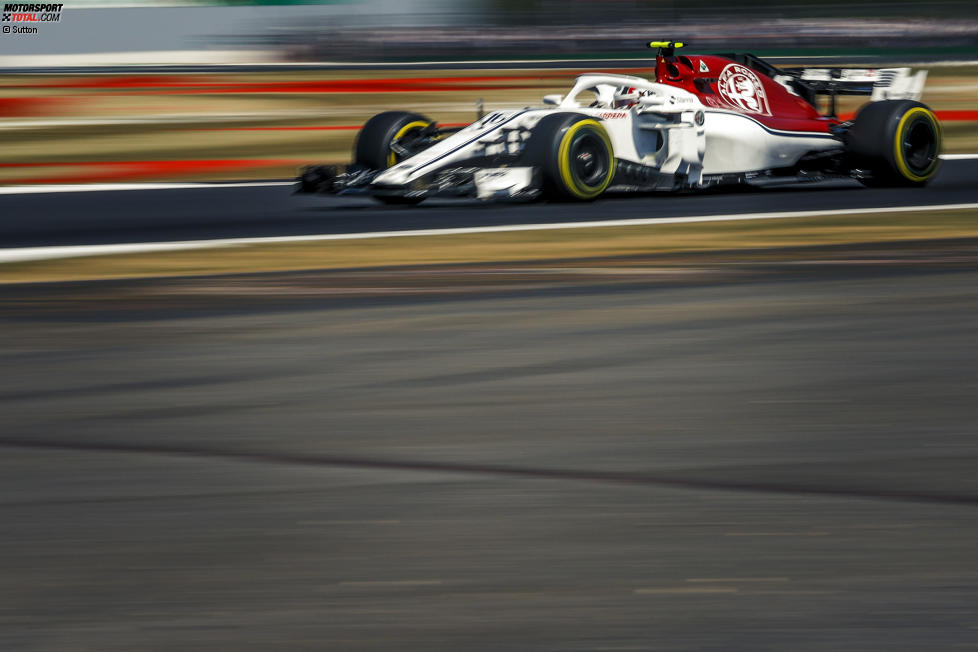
left=892, top=107, right=941, bottom=182
left=902, top=118, right=937, bottom=176
left=569, top=132, right=609, bottom=187
left=386, top=120, right=430, bottom=168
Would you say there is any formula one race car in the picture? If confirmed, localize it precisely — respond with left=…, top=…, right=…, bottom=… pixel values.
left=297, top=42, right=942, bottom=204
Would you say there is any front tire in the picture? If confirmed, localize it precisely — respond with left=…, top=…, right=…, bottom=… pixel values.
left=523, top=113, right=616, bottom=201
left=354, top=111, right=433, bottom=205
left=354, top=110, right=433, bottom=171
left=847, top=100, right=942, bottom=187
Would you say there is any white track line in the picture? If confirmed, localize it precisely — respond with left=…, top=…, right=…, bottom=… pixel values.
left=940, top=154, right=978, bottom=160
left=3, top=201, right=978, bottom=265
left=0, top=181, right=293, bottom=195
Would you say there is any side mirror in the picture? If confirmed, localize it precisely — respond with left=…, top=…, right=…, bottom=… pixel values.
left=542, top=94, right=563, bottom=106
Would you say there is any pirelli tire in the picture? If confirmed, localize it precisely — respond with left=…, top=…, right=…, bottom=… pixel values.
left=847, top=100, right=942, bottom=187
left=354, top=111, right=433, bottom=171
left=354, top=111, right=433, bottom=205
left=523, top=113, right=616, bottom=201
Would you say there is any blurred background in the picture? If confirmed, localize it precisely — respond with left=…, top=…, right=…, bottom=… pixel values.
left=1, top=0, right=976, bottom=185
left=5, top=0, right=978, bottom=61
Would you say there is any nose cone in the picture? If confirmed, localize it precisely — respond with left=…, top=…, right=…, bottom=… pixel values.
left=374, top=162, right=415, bottom=187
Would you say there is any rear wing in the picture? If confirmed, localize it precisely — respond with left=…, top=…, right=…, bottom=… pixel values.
left=792, top=68, right=927, bottom=102
left=710, top=53, right=927, bottom=109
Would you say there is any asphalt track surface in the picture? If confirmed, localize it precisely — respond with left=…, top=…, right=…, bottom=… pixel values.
left=3, top=243, right=978, bottom=650
left=1, top=158, right=977, bottom=249
left=3, top=166, right=978, bottom=650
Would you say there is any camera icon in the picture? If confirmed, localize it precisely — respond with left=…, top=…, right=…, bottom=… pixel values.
left=2, top=26, right=9, bottom=34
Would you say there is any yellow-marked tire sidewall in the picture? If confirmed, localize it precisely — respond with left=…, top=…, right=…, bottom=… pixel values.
left=556, top=120, right=615, bottom=200
left=386, top=120, right=431, bottom=168
left=893, top=107, right=941, bottom=183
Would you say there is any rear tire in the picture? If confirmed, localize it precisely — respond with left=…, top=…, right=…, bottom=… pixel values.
left=523, top=113, right=616, bottom=201
left=847, top=100, right=942, bottom=187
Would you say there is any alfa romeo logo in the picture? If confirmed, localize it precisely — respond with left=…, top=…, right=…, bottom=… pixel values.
left=717, top=64, right=771, bottom=116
